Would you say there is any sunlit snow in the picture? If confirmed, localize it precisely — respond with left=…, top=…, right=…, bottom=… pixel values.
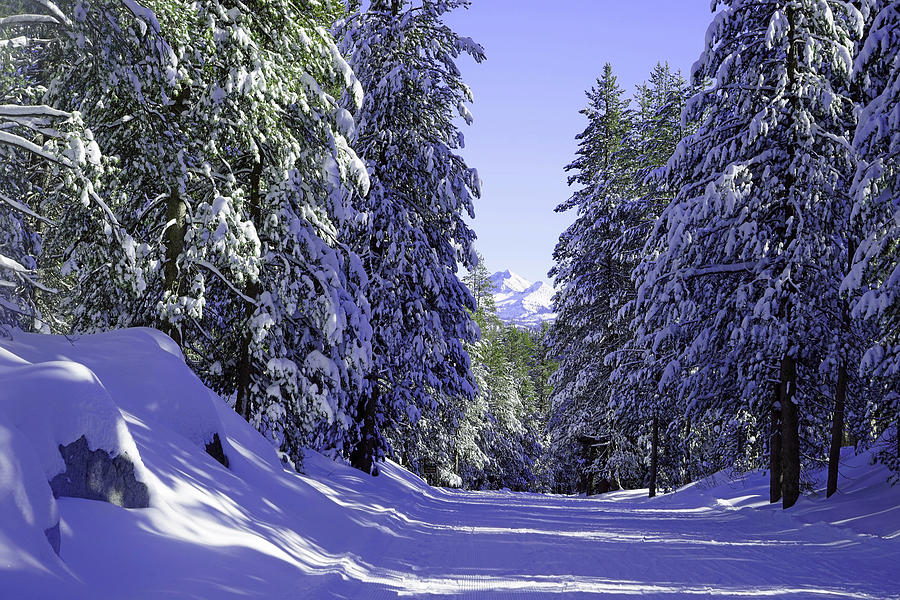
left=2, top=329, right=898, bottom=599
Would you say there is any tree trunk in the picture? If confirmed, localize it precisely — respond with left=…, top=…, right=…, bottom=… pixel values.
left=649, top=413, right=659, bottom=498
left=770, top=385, right=783, bottom=504
left=350, top=384, right=379, bottom=475
left=781, top=353, right=800, bottom=509
left=235, top=157, right=263, bottom=421
left=684, top=419, right=692, bottom=484
left=827, top=362, right=847, bottom=498
left=162, top=190, right=186, bottom=345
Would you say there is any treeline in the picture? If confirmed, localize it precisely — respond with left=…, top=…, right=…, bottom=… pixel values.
left=0, top=0, right=485, bottom=475
left=448, top=257, right=556, bottom=490
left=549, top=1, right=900, bottom=505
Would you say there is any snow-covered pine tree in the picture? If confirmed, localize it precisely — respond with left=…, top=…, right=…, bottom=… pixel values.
left=207, top=0, right=372, bottom=463
left=609, top=64, right=692, bottom=497
left=549, top=63, right=689, bottom=495
left=0, top=0, right=125, bottom=332
left=336, top=0, right=484, bottom=475
left=626, top=0, right=862, bottom=508
left=846, top=0, right=900, bottom=476
left=35, top=0, right=186, bottom=337
left=547, top=63, right=633, bottom=494
left=42, top=0, right=372, bottom=465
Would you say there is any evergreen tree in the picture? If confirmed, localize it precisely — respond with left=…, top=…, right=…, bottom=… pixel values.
left=0, top=0, right=128, bottom=332
left=624, top=0, right=862, bottom=508
left=846, top=0, right=900, bottom=477
left=609, top=63, right=692, bottom=497
left=337, top=0, right=484, bottom=474
left=34, top=0, right=372, bottom=465
left=548, top=63, right=632, bottom=494
left=549, top=63, right=689, bottom=495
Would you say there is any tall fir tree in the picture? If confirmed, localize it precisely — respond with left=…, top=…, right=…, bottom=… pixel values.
left=623, top=0, right=862, bottom=508
left=337, top=0, right=484, bottom=474
left=36, top=0, right=373, bottom=465
left=547, top=63, right=632, bottom=494
left=845, top=0, right=900, bottom=476
left=549, top=63, right=689, bottom=494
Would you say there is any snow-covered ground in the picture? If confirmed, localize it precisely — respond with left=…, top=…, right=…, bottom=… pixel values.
left=2, top=329, right=899, bottom=599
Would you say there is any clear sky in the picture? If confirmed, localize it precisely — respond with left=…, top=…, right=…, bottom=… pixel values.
left=446, top=1, right=714, bottom=285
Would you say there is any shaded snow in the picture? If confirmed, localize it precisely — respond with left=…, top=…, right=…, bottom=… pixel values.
left=1, top=328, right=899, bottom=599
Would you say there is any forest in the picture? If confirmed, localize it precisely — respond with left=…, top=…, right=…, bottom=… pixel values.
left=2, top=0, right=899, bottom=515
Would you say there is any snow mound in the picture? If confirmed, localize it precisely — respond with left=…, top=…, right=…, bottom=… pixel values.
left=0, top=357, right=141, bottom=480
left=3, top=328, right=227, bottom=452
left=647, top=440, right=900, bottom=540
left=0, top=332, right=156, bottom=571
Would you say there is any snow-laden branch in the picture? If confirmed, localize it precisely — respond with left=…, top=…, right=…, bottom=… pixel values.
left=21, top=271, right=58, bottom=293
left=0, top=254, right=31, bottom=274
left=120, top=0, right=161, bottom=34
left=0, top=14, right=62, bottom=27
left=0, top=36, right=41, bottom=48
left=684, top=262, right=757, bottom=277
left=85, top=181, right=124, bottom=239
left=0, top=104, right=71, bottom=119
left=0, top=130, right=75, bottom=167
left=656, top=261, right=757, bottom=283
left=0, top=191, right=55, bottom=224
left=29, top=0, right=72, bottom=27
left=0, top=254, right=57, bottom=294
left=195, top=260, right=258, bottom=305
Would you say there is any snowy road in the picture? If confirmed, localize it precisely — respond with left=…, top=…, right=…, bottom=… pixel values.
left=295, top=464, right=900, bottom=599
left=3, top=329, right=897, bottom=599
left=48, top=422, right=900, bottom=600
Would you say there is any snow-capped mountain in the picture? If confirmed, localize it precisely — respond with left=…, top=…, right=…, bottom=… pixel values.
left=490, top=270, right=556, bottom=328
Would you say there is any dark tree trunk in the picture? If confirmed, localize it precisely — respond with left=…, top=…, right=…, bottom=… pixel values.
left=350, top=384, right=380, bottom=475
left=684, top=419, right=692, bottom=483
left=776, top=3, right=801, bottom=511
left=162, top=190, right=186, bottom=345
left=827, top=363, right=847, bottom=498
left=829, top=235, right=855, bottom=498
left=235, top=157, right=263, bottom=421
left=649, top=413, right=659, bottom=498
left=781, top=353, right=800, bottom=509
left=770, top=383, right=783, bottom=504
left=234, top=334, right=253, bottom=421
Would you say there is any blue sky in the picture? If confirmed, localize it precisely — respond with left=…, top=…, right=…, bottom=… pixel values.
left=447, top=1, right=714, bottom=285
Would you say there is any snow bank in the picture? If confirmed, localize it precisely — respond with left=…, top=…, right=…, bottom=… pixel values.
left=0, top=328, right=235, bottom=567
left=3, top=328, right=226, bottom=452
left=1, top=327, right=897, bottom=599
left=0, top=357, right=141, bottom=479
left=646, top=442, right=900, bottom=540
left=0, top=334, right=154, bottom=571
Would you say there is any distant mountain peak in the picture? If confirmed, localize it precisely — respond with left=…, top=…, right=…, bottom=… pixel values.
left=490, top=270, right=533, bottom=294
left=489, top=271, right=555, bottom=328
